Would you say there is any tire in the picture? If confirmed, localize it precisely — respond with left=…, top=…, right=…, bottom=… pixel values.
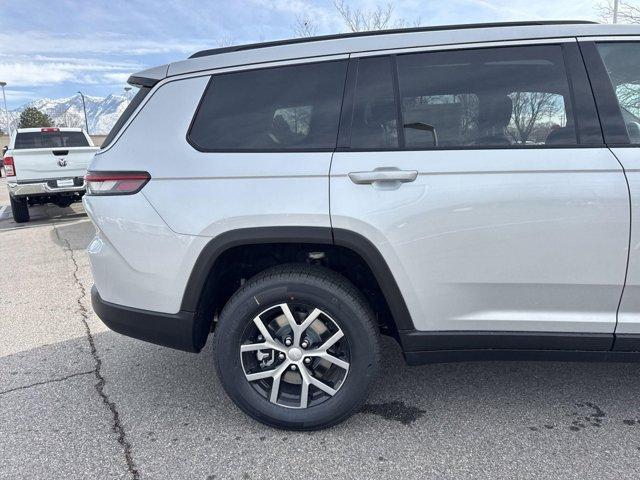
left=214, top=264, right=381, bottom=430
left=10, top=195, right=30, bottom=223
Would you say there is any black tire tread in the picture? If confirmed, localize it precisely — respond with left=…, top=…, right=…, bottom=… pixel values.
left=10, top=195, right=30, bottom=223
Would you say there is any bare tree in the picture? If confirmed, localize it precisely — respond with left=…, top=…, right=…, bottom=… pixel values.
left=333, top=0, right=420, bottom=32
left=216, top=36, right=235, bottom=47
left=294, top=15, right=319, bottom=37
left=508, top=92, right=562, bottom=144
left=598, top=0, right=640, bottom=23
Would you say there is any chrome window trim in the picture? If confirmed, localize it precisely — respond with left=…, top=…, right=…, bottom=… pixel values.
left=578, top=35, right=640, bottom=42
left=350, top=37, right=577, bottom=58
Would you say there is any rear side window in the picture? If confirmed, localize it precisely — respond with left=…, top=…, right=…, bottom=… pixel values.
left=350, top=56, right=399, bottom=149
left=14, top=131, right=89, bottom=149
left=102, top=86, right=150, bottom=149
left=344, top=45, right=578, bottom=150
left=394, top=45, right=576, bottom=149
left=596, top=42, right=640, bottom=144
left=189, top=61, right=348, bottom=151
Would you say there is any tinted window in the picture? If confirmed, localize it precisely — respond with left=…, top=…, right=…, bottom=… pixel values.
left=396, top=45, right=577, bottom=148
left=14, top=131, right=89, bottom=149
left=189, top=61, right=347, bottom=150
left=350, top=57, right=398, bottom=149
left=597, top=42, right=640, bottom=144
left=102, top=86, right=149, bottom=149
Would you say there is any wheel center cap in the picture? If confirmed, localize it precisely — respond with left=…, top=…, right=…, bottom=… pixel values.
left=288, top=347, right=303, bottom=362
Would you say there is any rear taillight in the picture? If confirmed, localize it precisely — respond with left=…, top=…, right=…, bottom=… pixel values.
left=41, top=127, right=60, bottom=132
left=85, top=171, right=151, bottom=196
left=3, top=156, right=15, bottom=177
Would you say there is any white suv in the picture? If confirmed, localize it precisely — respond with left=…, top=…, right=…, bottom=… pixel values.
left=86, top=21, right=640, bottom=429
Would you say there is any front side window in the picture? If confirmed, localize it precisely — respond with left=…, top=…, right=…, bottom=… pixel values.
left=189, top=61, right=347, bottom=151
left=597, top=42, right=640, bottom=144
left=396, top=45, right=577, bottom=148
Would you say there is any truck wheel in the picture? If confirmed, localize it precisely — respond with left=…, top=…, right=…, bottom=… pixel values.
left=214, top=264, right=381, bottom=430
left=10, top=196, right=30, bottom=223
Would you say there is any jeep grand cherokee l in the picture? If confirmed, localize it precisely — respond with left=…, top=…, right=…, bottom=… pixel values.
left=86, top=21, right=640, bottom=429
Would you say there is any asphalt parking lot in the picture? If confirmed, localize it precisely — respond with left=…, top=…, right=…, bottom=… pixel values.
left=1, top=177, right=640, bottom=479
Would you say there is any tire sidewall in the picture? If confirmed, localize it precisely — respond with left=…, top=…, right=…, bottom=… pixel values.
left=215, top=272, right=377, bottom=430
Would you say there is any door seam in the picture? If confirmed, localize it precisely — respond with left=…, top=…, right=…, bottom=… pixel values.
left=608, top=147, right=633, bottom=349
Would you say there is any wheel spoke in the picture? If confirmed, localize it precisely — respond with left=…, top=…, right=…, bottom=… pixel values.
left=299, top=368, right=311, bottom=408
left=240, top=342, right=269, bottom=353
left=308, top=374, right=338, bottom=396
left=245, top=362, right=288, bottom=382
left=252, top=315, right=275, bottom=343
left=317, top=352, right=350, bottom=371
left=317, top=330, right=344, bottom=353
left=240, top=341, right=286, bottom=353
left=270, top=371, right=283, bottom=403
left=294, top=308, right=322, bottom=345
left=280, top=303, right=298, bottom=330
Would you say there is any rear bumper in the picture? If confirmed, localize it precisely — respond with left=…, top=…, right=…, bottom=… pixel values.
left=91, top=286, right=206, bottom=352
left=7, top=178, right=85, bottom=197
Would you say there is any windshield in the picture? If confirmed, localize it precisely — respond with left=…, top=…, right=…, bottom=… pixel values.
left=14, top=131, right=90, bottom=149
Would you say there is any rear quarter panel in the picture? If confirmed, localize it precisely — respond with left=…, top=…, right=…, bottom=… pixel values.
left=92, top=75, right=332, bottom=238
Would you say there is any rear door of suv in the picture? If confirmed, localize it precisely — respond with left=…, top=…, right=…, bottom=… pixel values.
left=580, top=38, right=640, bottom=350
left=330, top=39, right=629, bottom=349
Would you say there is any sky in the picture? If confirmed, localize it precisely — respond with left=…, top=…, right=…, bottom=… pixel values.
left=0, top=0, right=610, bottom=108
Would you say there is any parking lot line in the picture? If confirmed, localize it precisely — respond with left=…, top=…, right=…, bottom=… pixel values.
left=0, top=205, right=8, bottom=220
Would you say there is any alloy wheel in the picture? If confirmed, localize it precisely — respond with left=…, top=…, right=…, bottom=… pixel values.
left=239, top=303, right=350, bottom=409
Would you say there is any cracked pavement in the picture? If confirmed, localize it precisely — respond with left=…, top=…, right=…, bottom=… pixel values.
left=2, top=177, right=640, bottom=479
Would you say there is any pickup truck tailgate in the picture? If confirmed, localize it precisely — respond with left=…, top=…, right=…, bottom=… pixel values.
left=12, top=147, right=98, bottom=182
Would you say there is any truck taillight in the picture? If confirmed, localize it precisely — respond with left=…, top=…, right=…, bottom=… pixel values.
left=85, top=171, right=151, bottom=196
left=3, top=156, right=15, bottom=177
left=41, top=127, right=59, bottom=132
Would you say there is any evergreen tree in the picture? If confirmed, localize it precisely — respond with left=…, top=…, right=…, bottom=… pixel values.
left=18, top=107, right=53, bottom=128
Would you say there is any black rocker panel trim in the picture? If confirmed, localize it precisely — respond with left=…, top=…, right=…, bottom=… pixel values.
left=613, top=334, right=640, bottom=352
left=405, top=349, right=640, bottom=366
left=400, top=330, right=613, bottom=353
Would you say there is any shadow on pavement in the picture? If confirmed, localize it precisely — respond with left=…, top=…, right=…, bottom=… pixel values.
left=5, top=328, right=640, bottom=479
left=0, top=203, right=87, bottom=232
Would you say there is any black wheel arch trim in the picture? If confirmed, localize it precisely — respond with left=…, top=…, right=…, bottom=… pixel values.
left=180, top=226, right=416, bottom=333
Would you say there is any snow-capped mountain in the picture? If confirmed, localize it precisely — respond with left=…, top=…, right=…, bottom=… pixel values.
left=0, top=93, right=133, bottom=135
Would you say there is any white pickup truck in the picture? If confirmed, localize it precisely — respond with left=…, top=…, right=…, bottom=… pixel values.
left=2, top=127, right=99, bottom=223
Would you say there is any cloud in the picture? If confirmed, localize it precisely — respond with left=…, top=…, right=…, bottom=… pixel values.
left=2, top=89, right=40, bottom=104
left=0, top=31, right=208, bottom=56
left=0, top=59, right=142, bottom=86
left=101, top=72, right=132, bottom=84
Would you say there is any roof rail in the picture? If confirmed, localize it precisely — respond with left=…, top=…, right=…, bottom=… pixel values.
left=189, top=20, right=598, bottom=59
